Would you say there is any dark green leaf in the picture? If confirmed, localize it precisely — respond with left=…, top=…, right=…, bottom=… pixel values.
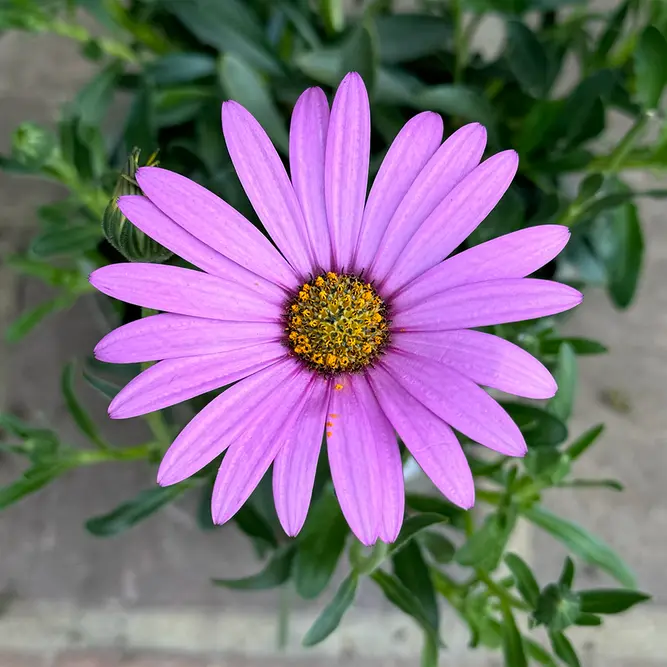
left=420, top=531, right=456, bottom=565
left=549, top=631, right=581, bottom=667
left=302, top=573, right=357, bottom=646
left=558, top=556, right=576, bottom=589
left=523, top=506, right=636, bottom=587
left=415, top=85, right=496, bottom=130
left=534, top=583, right=581, bottom=631
left=501, top=603, right=527, bottom=667
left=196, top=481, right=216, bottom=531
left=0, top=463, right=71, bottom=509
left=525, top=635, right=559, bottom=666
left=154, top=87, right=211, bottom=127
left=541, top=337, right=608, bottom=356
left=61, top=362, right=107, bottom=450
left=147, top=53, right=217, bottom=85
left=31, top=225, right=101, bottom=258
left=505, top=553, right=540, bottom=606
left=594, top=0, right=631, bottom=64
left=82, top=365, right=121, bottom=400
left=506, top=21, right=549, bottom=97
left=501, top=403, right=568, bottom=448
left=340, top=21, right=378, bottom=95
left=123, top=84, right=156, bottom=155
left=86, top=484, right=189, bottom=536
left=295, top=489, right=349, bottom=599
left=6, top=296, right=73, bottom=344
left=635, top=26, right=667, bottom=109
left=524, top=449, right=570, bottom=484
left=74, top=61, right=123, bottom=126
left=575, top=612, right=602, bottom=626
left=219, top=53, right=289, bottom=152
left=559, top=478, right=624, bottom=492
left=577, top=173, right=605, bottom=201
left=565, top=424, right=605, bottom=460
left=371, top=569, right=440, bottom=644
left=233, top=500, right=278, bottom=549
left=393, top=541, right=439, bottom=631
left=374, top=14, right=450, bottom=64
left=391, top=513, right=448, bottom=555
left=578, top=588, right=650, bottom=614
left=455, top=510, right=516, bottom=572
left=405, top=493, right=466, bottom=526
left=212, top=546, right=295, bottom=590
left=548, top=342, right=577, bottom=422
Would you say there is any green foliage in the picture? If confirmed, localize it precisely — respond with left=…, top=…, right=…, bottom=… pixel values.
left=0, top=0, right=655, bottom=661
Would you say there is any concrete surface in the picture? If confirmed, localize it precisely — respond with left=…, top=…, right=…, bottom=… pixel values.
left=1, top=9, right=667, bottom=667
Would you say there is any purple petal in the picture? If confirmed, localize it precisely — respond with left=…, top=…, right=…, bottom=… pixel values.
left=272, top=377, right=331, bottom=536
left=393, top=330, right=556, bottom=399
left=353, top=112, right=443, bottom=273
left=382, top=350, right=526, bottom=456
left=325, top=72, right=371, bottom=270
left=393, top=278, right=583, bottom=331
left=383, top=151, right=519, bottom=294
left=117, top=196, right=287, bottom=303
left=136, top=167, right=298, bottom=291
left=392, top=225, right=571, bottom=308
left=89, top=264, right=282, bottom=322
left=95, top=314, right=283, bottom=364
left=211, top=370, right=314, bottom=525
left=289, top=87, right=332, bottom=271
left=158, top=358, right=301, bottom=486
left=368, top=123, right=487, bottom=284
left=222, top=101, right=313, bottom=278
left=368, top=365, right=474, bottom=509
left=327, top=374, right=404, bottom=545
left=109, top=342, right=286, bottom=419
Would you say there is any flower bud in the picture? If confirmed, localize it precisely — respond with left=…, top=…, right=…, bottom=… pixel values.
left=11, top=122, right=57, bottom=170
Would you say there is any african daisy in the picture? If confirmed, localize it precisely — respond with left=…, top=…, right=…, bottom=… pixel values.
left=90, top=72, right=581, bottom=546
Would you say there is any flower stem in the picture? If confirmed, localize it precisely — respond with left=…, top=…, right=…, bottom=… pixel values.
left=604, top=113, right=651, bottom=174
left=476, top=569, right=530, bottom=611
left=277, top=582, right=292, bottom=650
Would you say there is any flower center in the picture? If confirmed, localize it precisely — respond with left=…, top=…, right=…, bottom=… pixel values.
left=285, top=272, right=390, bottom=374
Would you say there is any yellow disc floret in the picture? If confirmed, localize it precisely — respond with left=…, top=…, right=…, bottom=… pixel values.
left=285, top=272, right=390, bottom=374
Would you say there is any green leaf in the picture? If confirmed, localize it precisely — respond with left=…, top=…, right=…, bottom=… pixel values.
left=505, top=553, right=540, bottom=606
left=525, top=636, right=559, bottom=666
left=374, top=14, right=450, bottom=64
left=594, top=0, right=632, bottom=64
left=30, top=225, right=101, bottom=259
left=74, top=61, right=123, bottom=126
left=82, top=365, right=121, bottom=400
left=147, top=53, right=217, bottom=85
left=393, top=541, right=439, bottom=631
left=371, top=569, right=440, bottom=644
left=86, top=484, right=190, bottom=537
left=523, top=506, right=636, bottom=587
left=233, top=501, right=278, bottom=549
left=165, top=0, right=282, bottom=75
left=541, top=337, right=608, bottom=356
left=455, top=510, right=516, bottom=572
left=390, top=513, right=448, bottom=556
left=218, top=53, right=289, bottom=153
left=61, top=362, right=108, bottom=450
left=501, top=603, right=527, bottom=667
left=634, top=26, right=667, bottom=109
left=294, top=489, right=349, bottom=599
left=578, top=588, right=650, bottom=614
left=506, top=21, right=549, bottom=97
left=405, top=493, right=466, bottom=523
left=302, top=573, right=358, bottom=646
left=420, top=531, right=456, bottom=565
left=548, top=342, right=577, bottom=422
left=123, top=84, right=156, bottom=155
left=501, top=403, right=568, bottom=448
left=575, top=612, right=602, bottom=626
left=5, top=295, right=73, bottom=344
left=319, top=0, right=344, bottom=34
left=549, top=631, right=581, bottom=667
left=416, top=84, right=496, bottom=130
left=559, top=478, right=624, bottom=492
left=213, top=546, right=295, bottom=590
left=565, top=424, right=605, bottom=461
left=340, top=21, right=378, bottom=95
left=558, top=556, right=576, bottom=589
left=0, top=463, right=71, bottom=510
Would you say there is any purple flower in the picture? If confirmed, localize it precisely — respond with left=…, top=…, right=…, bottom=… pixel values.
left=90, top=73, right=581, bottom=545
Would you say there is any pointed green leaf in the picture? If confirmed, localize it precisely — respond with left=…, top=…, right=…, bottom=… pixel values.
left=213, top=546, right=295, bottom=591
left=234, top=501, right=278, bottom=549
left=505, top=553, right=540, bottom=606
left=501, top=603, right=527, bottom=667
left=575, top=612, right=603, bottom=626
left=86, top=484, right=190, bottom=537
left=340, top=21, right=378, bottom=95
left=390, top=513, right=448, bottom=556
left=524, top=506, right=636, bottom=587
left=549, top=631, right=581, bottom=667
left=319, top=0, right=344, bottom=34
left=416, top=85, right=496, bottom=129
left=548, top=343, right=577, bottom=422
left=565, top=424, right=605, bottom=460
left=30, top=225, right=101, bottom=258
left=0, top=463, right=71, bottom=510
left=147, top=53, right=217, bottom=85
left=578, top=588, right=650, bottom=614
left=558, top=557, right=576, bottom=589
left=500, top=403, right=568, bottom=448
left=635, top=26, right=667, bottom=110
left=506, top=21, right=549, bottom=97
left=302, top=573, right=357, bottom=646
left=74, top=61, right=123, bottom=127
left=5, top=295, right=74, bottom=344
left=541, top=337, right=608, bottom=356
left=420, top=531, right=456, bottom=565
left=456, top=510, right=517, bottom=572
left=82, top=366, right=121, bottom=400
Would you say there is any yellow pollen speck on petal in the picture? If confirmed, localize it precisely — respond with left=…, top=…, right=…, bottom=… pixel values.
left=326, top=431, right=333, bottom=437
left=335, top=383, right=344, bottom=391
left=326, top=421, right=334, bottom=427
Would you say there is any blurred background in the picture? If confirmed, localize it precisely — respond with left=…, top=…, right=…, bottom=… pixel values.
left=1, top=0, right=666, bottom=665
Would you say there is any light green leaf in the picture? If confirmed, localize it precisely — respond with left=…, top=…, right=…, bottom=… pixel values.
left=558, top=556, right=576, bottom=589
left=548, top=342, right=577, bottom=422
left=565, top=424, right=605, bottom=460
left=455, top=510, right=517, bottom=572
left=578, top=588, right=650, bottom=614
left=5, top=295, right=74, bottom=344
left=212, top=546, right=295, bottom=590
left=219, top=53, right=289, bottom=153
left=0, top=463, right=71, bottom=510
left=505, top=553, right=540, bottom=606
left=86, top=484, right=190, bottom=537
left=634, top=26, right=667, bottom=110
left=302, top=573, right=357, bottom=646
left=524, top=505, right=636, bottom=587
left=319, top=0, right=344, bottom=34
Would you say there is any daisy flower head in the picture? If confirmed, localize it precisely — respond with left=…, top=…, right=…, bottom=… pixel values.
left=91, top=72, right=582, bottom=546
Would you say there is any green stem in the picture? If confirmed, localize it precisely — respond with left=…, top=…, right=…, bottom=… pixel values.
left=349, top=539, right=389, bottom=574
left=476, top=570, right=530, bottom=611
left=605, top=114, right=651, bottom=174
left=452, top=0, right=465, bottom=83
left=74, top=442, right=156, bottom=464
left=277, top=582, right=292, bottom=649
left=49, top=19, right=138, bottom=63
